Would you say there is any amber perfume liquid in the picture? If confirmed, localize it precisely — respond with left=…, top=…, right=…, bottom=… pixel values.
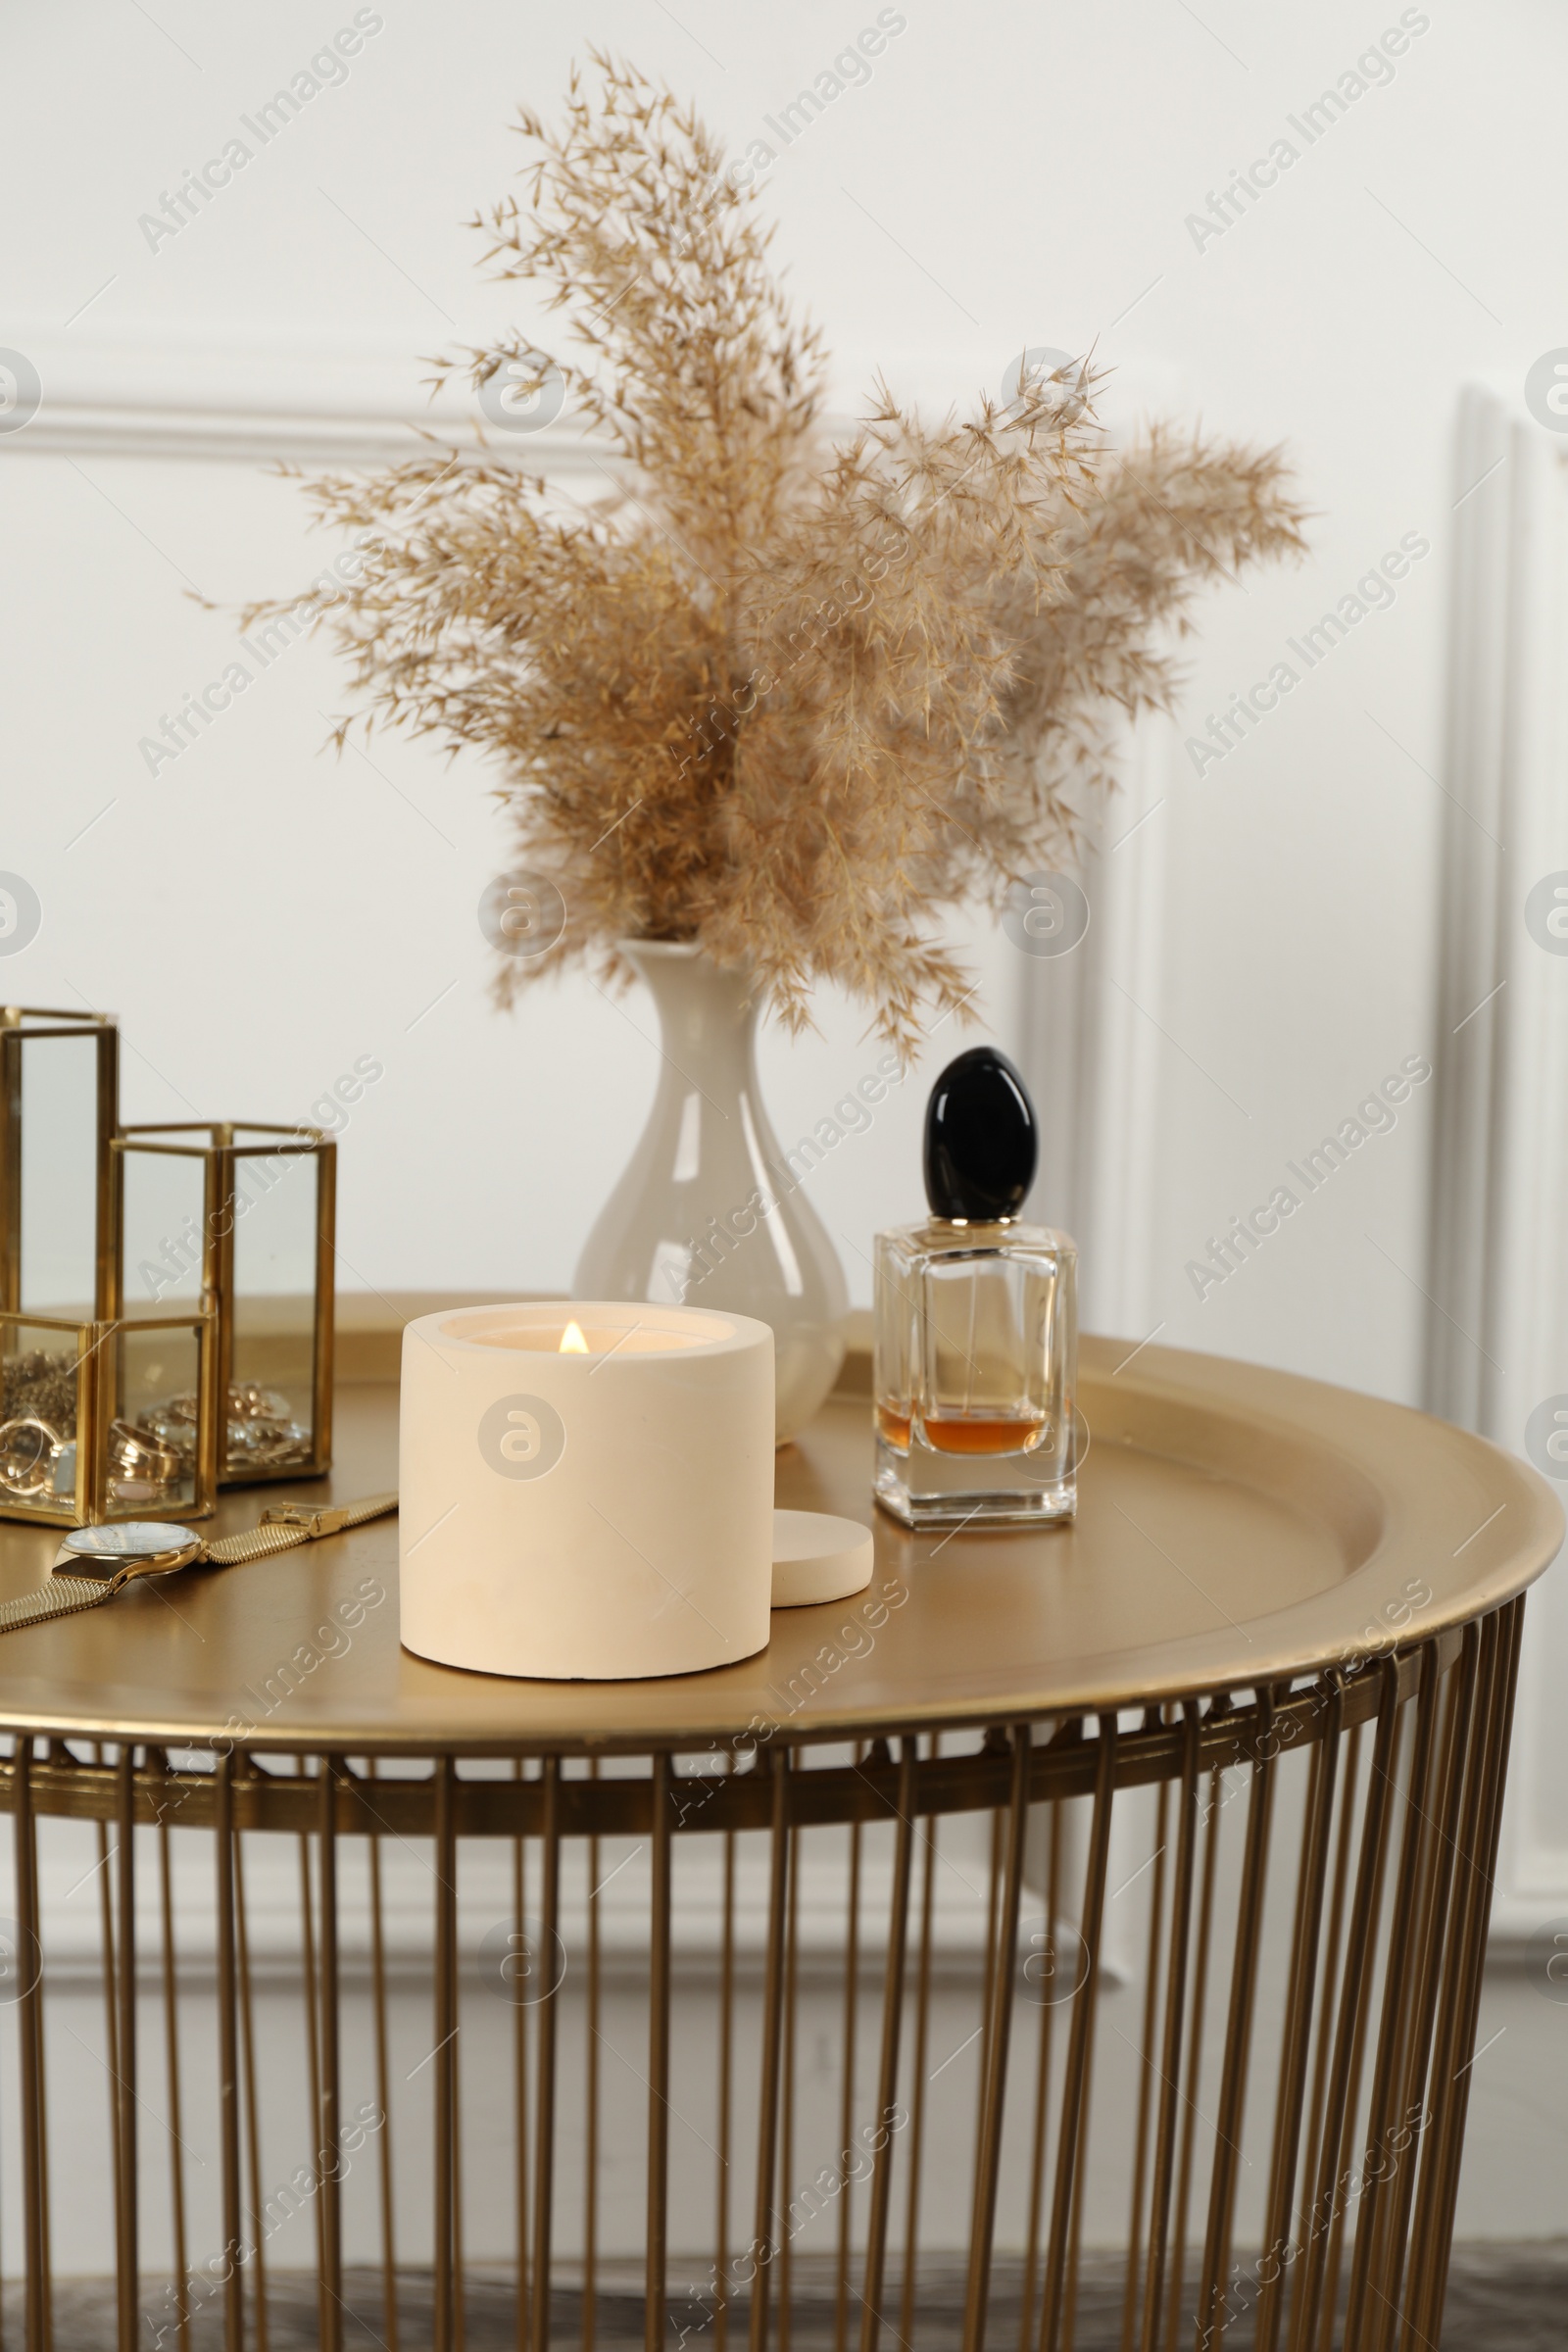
left=872, top=1220, right=1078, bottom=1529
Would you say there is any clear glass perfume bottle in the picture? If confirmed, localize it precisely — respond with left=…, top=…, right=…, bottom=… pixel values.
left=873, top=1048, right=1077, bottom=1530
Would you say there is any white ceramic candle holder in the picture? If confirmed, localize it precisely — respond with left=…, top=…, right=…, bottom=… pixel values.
left=399, top=1301, right=775, bottom=1680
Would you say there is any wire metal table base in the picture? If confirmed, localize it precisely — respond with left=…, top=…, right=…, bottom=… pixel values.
left=0, top=1596, right=1523, bottom=2352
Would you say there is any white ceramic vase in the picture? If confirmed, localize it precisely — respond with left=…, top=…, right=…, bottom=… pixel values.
left=573, top=944, right=849, bottom=1444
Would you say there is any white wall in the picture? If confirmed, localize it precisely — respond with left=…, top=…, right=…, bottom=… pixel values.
left=3, top=0, right=1566, bottom=2251
left=5, top=0, right=1563, bottom=1367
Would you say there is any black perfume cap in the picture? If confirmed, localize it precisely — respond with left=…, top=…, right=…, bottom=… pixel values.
left=923, top=1047, right=1038, bottom=1222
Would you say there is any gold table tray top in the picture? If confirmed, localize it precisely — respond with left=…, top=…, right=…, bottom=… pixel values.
left=0, top=1336, right=1556, bottom=1752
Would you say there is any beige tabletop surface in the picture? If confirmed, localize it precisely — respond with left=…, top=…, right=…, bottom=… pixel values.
left=0, top=1336, right=1558, bottom=1753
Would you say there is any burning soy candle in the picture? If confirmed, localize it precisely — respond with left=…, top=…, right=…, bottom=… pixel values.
left=399, top=1301, right=774, bottom=1680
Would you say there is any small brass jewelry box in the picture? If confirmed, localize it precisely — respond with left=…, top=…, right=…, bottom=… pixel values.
left=0, top=1307, right=219, bottom=1528
left=110, top=1123, right=335, bottom=1486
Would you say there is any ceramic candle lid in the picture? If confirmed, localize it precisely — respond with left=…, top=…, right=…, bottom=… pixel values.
left=770, top=1508, right=874, bottom=1607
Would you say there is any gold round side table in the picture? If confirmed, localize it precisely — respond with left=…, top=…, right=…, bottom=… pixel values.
left=0, top=1337, right=1557, bottom=2352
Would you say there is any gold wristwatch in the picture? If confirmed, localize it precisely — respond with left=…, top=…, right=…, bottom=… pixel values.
left=0, top=1494, right=398, bottom=1637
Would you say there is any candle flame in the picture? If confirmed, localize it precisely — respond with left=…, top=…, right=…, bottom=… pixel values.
left=559, top=1319, right=590, bottom=1354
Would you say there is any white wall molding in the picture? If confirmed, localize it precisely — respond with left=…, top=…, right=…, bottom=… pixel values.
left=1, top=333, right=1195, bottom=473
left=13, top=392, right=504, bottom=469
left=1425, top=382, right=1568, bottom=1940
left=1018, top=713, right=1172, bottom=1344
left=1, top=331, right=598, bottom=470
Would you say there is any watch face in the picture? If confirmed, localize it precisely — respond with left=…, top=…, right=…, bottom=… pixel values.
left=64, top=1522, right=200, bottom=1565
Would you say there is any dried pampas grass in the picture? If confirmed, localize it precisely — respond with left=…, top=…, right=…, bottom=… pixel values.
left=256, top=53, right=1306, bottom=1052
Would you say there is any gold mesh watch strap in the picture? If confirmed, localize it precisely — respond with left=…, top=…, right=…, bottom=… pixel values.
left=202, top=1491, right=399, bottom=1567
left=0, top=1494, right=398, bottom=1637
left=0, top=1576, right=117, bottom=1635
left=201, top=1523, right=312, bottom=1568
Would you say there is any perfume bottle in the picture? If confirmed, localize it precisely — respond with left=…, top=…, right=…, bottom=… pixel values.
left=873, top=1047, right=1077, bottom=1530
